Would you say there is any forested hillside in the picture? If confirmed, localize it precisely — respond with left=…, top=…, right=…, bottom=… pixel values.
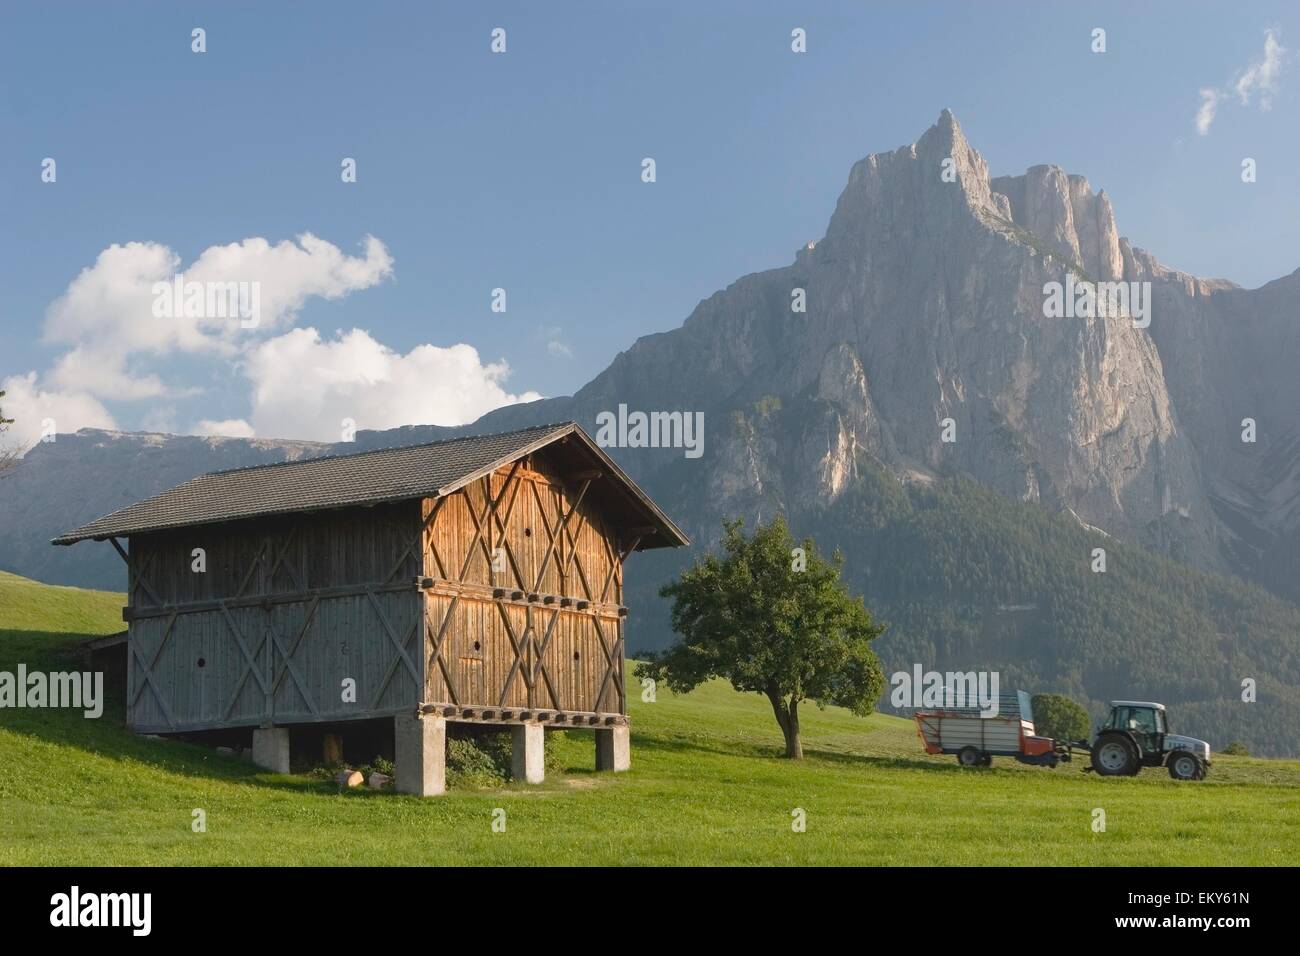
left=629, top=456, right=1300, bottom=757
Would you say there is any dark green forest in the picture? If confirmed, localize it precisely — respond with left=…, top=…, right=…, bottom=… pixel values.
left=628, top=457, right=1300, bottom=757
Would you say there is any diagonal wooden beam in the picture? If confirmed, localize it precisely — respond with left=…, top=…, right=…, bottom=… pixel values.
left=115, top=540, right=164, bottom=607
left=560, top=510, right=594, bottom=600
left=221, top=603, right=271, bottom=720
left=421, top=497, right=449, bottom=580
left=528, top=479, right=560, bottom=589
left=268, top=620, right=319, bottom=717
left=269, top=596, right=320, bottom=707
left=234, top=539, right=270, bottom=599
left=266, top=524, right=305, bottom=592
left=600, top=534, right=641, bottom=602
left=487, top=463, right=526, bottom=589
left=531, top=608, right=562, bottom=709
left=365, top=589, right=421, bottom=692
left=369, top=616, right=420, bottom=710
left=127, top=610, right=178, bottom=721
left=128, top=640, right=176, bottom=728
left=457, top=475, right=512, bottom=583
left=426, top=598, right=461, bottom=705
left=534, top=478, right=590, bottom=593
left=496, top=600, right=536, bottom=706
left=591, top=615, right=619, bottom=713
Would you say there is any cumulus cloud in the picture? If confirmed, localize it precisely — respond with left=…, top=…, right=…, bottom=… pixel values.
left=1196, top=29, right=1286, bottom=135
left=185, top=233, right=394, bottom=333
left=10, top=232, right=539, bottom=454
left=0, top=371, right=117, bottom=453
left=242, top=328, right=542, bottom=441
left=40, top=234, right=392, bottom=400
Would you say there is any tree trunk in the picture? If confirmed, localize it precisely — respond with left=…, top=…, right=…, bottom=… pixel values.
left=766, top=689, right=804, bottom=759
left=785, top=699, right=802, bottom=759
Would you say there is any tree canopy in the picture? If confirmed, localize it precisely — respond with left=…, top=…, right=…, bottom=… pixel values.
left=1030, top=693, right=1091, bottom=743
left=637, top=516, right=885, bottom=758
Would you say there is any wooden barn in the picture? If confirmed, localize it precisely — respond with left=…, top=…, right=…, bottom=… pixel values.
left=53, top=422, right=687, bottom=795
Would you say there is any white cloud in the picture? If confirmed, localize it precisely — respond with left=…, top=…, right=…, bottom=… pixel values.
left=13, top=232, right=540, bottom=450
left=0, top=371, right=117, bottom=453
left=194, top=418, right=256, bottom=439
left=1233, top=29, right=1284, bottom=108
left=547, top=339, right=574, bottom=358
left=1196, top=29, right=1287, bottom=135
left=185, top=233, right=393, bottom=332
left=242, top=327, right=542, bottom=441
left=40, top=234, right=393, bottom=400
left=1195, top=88, right=1221, bottom=135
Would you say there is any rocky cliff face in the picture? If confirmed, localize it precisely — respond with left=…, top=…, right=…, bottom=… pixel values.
left=4, top=111, right=1297, bottom=608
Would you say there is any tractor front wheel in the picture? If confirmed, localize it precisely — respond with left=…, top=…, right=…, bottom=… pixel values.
left=1091, top=734, right=1138, bottom=777
left=1167, top=751, right=1206, bottom=781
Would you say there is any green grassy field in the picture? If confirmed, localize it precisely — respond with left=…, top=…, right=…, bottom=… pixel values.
left=1, top=569, right=1297, bottom=865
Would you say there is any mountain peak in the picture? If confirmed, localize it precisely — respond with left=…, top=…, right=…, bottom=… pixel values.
left=917, top=107, right=969, bottom=155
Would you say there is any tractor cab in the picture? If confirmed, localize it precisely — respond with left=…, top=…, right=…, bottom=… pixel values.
left=1102, top=701, right=1165, bottom=757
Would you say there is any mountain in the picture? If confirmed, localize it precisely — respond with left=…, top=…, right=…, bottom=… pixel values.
left=4, top=112, right=1299, bottom=752
left=0, top=430, right=331, bottom=590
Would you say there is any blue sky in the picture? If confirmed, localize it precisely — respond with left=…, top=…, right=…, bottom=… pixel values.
left=1, top=1, right=1296, bottom=448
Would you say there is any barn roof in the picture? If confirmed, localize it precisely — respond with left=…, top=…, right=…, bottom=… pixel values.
left=52, top=421, right=689, bottom=550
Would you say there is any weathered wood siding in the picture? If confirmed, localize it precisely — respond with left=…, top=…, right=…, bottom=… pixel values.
left=422, top=454, right=629, bottom=715
left=125, top=502, right=424, bottom=733
left=123, top=448, right=638, bottom=734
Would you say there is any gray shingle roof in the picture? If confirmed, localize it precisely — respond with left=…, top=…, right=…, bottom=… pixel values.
left=52, top=421, right=687, bottom=549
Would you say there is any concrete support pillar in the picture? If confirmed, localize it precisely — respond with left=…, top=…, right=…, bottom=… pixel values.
left=511, top=722, right=545, bottom=784
left=595, top=724, right=630, bottom=772
left=394, top=713, right=446, bottom=796
left=252, top=726, right=290, bottom=774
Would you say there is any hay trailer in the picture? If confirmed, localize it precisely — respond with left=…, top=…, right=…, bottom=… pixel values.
left=913, top=691, right=1065, bottom=768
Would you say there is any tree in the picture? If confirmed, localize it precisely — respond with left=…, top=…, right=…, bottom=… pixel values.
left=1031, top=693, right=1091, bottom=743
left=637, top=516, right=886, bottom=759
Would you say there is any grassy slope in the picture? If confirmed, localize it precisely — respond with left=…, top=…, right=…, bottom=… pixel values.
left=1, top=571, right=1297, bottom=866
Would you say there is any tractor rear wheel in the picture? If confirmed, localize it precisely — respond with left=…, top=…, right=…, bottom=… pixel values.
left=1167, top=751, right=1205, bottom=781
left=958, top=746, right=982, bottom=767
left=1091, top=734, right=1138, bottom=777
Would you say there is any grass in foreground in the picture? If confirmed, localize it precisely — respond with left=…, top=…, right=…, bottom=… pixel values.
left=0, top=570, right=1297, bottom=865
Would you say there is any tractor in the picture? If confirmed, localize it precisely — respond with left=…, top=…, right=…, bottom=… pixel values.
left=1086, top=701, right=1210, bottom=780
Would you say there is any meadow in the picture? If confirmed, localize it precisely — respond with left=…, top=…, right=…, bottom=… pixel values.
left=1, top=570, right=1295, bottom=866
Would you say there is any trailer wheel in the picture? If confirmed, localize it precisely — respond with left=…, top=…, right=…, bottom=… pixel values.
left=978, top=753, right=993, bottom=766
left=958, top=746, right=982, bottom=767
left=1091, top=734, right=1138, bottom=777
left=1167, top=751, right=1204, bottom=781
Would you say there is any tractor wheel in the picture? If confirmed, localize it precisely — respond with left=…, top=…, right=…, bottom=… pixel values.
left=958, top=746, right=982, bottom=767
left=1167, top=751, right=1205, bottom=781
left=1091, top=734, right=1138, bottom=777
